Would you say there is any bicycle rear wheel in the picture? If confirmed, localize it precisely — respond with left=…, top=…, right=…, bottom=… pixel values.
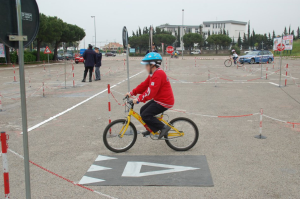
left=103, top=119, right=137, bottom=153
left=224, top=59, right=232, bottom=67
left=237, top=61, right=244, bottom=67
left=165, top=117, right=199, bottom=151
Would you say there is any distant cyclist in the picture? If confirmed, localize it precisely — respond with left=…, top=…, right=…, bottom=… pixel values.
left=126, top=52, right=174, bottom=139
left=232, top=49, right=238, bottom=64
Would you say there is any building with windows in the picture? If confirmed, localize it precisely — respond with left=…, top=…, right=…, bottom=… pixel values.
left=157, top=20, right=247, bottom=49
left=202, top=20, right=247, bottom=41
left=102, top=42, right=123, bottom=51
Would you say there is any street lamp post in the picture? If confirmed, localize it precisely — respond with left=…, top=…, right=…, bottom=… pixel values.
left=91, top=16, right=96, bottom=47
left=182, top=9, right=184, bottom=59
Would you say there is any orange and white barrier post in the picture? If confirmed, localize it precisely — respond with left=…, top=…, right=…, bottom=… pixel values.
left=1, top=131, right=10, bottom=199
left=43, top=82, right=45, bottom=97
left=72, top=63, right=75, bottom=87
left=13, top=65, right=16, bottom=82
left=285, top=64, right=288, bottom=86
left=255, top=108, right=266, bottom=139
left=107, top=84, right=112, bottom=133
left=165, top=58, right=168, bottom=71
left=0, top=93, right=2, bottom=112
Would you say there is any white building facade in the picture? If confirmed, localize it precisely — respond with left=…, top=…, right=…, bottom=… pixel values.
left=202, top=20, right=247, bottom=41
left=157, top=20, right=247, bottom=48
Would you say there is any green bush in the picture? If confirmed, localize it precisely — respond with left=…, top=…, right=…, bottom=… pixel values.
left=230, top=45, right=241, bottom=55
left=0, top=57, right=6, bottom=63
left=31, top=51, right=54, bottom=61
left=10, top=52, right=18, bottom=63
left=9, top=51, right=37, bottom=63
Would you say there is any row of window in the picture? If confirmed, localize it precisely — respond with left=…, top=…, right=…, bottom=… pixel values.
left=205, top=23, right=226, bottom=29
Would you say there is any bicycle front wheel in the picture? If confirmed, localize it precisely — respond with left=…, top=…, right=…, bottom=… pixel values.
left=165, top=117, right=199, bottom=151
left=103, top=119, right=137, bottom=153
left=224, top=59, right=232, bottom=67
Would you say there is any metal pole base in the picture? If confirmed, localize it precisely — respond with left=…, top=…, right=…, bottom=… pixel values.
left=254, top=135, right=267, bottom=139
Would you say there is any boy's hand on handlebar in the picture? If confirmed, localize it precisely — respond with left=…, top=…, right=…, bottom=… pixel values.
left=126, top=92, right=131, bottom=97
left=133, top=99, right=139, bottom=104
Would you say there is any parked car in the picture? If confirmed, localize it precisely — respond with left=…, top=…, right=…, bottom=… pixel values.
left=191, top=50, right=201, bottom=55
left=105, top=52, right=116, bottom=57
left=57, top=54, right=64, bottom=61
left=64, top=53, right=74, bottom=60
left=239, top=50, right=274, bottom=64
left=75, top=56, right=84, bottom=64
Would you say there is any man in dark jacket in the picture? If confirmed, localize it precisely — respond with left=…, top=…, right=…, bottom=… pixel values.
left=94, top=47, right=102, bottom=81
left=82, top=44, right=96, bottom=82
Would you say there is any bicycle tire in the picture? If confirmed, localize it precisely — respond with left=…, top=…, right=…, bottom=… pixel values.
left=103, top=119, right=137, bottom=153
left=224, top=59, right=232, bottom=67
left=165, top=117, right=199, bottom=151
left=237, top=61, right=244, bottom=67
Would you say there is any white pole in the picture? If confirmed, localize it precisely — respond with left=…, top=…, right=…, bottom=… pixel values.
left=181, top=9, right=184, bottom=60
left=16, top=0, right=32, bottom=197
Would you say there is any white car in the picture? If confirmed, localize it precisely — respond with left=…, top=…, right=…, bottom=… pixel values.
left=191, top=50, right=201, bottom=55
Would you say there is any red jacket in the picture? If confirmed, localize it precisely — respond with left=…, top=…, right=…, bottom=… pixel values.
left=130, top=68, right=174, bottom=108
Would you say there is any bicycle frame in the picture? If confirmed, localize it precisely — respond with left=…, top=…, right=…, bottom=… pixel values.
left=118, top=108, right=184, bottom=138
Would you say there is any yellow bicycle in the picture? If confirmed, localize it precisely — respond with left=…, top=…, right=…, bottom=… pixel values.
left=103, top=96, right=199, bottom=153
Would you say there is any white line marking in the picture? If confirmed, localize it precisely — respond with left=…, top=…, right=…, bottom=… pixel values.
left=269, top=82, right=279, bottom=86
left=22, top=71, right=144, bottom=134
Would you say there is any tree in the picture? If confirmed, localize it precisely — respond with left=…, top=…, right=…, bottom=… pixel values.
left=272, top=30, right=276, bottom=39
left=35, top=13, right=49, bottom=61
left=289, top=26, right=291, bottom=35
left=291, top=30, right=295, bottom=40
left=177, top=26, right=181, bottom=47
left=153, top=34, right=176, bottom=47
left=5, top=45, right=10, bottom=63
left=223, top=29, right=226, bottom=35
left=237, top=32, right=242, bottom=47
left=297, top=27, right=300, bottom=40
left=248, top=21, right=250, bottom=47
left=243, top=33, right=248, bottom=49
left=206, top=34, right=231, bottom=54
left=139, top=27, right=142, bottom=36
left=132, top=31, right=135, bottom=36
left=183, top=33, right=203, bottom=53
left=208, top=30, right=210, bottom=36
left=284, top=27, right=287, bottom=35
left=199, top=25, right=203, bottom=35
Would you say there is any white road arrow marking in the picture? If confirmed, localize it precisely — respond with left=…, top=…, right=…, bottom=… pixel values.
left=78, top=176, right=105, bottom=184
left=122, top=161, right=200, bottom=177
left=88, top=165, right=112, bottom=172
left=95, top=155, right=117, bottom=162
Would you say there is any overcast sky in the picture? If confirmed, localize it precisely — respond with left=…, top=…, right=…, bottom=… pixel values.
left=36, top=0, right=300, bottom=49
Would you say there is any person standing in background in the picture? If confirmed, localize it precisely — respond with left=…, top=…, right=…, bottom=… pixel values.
left=94, top=47, right=102, bottom=81
left=82, top=44, right=96, bottom=82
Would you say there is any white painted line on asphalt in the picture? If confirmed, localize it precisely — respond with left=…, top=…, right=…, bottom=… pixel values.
left=22, top=70, right=144, bottom=134
left=269, top=82, right=279, bottom=86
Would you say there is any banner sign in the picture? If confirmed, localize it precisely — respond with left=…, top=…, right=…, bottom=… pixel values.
left=0, top=43, right=5, bottom=58
left=273, top=35, right=293, bottom=51
left=129, top=48, right=135, bottom=53
left=283, top=35, right=293, bottom=50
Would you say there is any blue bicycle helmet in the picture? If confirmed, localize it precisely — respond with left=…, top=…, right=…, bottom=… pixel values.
left=141, top=52, right=162, bottom=67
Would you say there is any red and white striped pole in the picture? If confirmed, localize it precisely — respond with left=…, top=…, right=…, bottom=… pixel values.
left=109, top=67, right=111, bottom=76
left=285, top=64, right=288, bottom=86
left=1, top=131, right=10, bottom=199
left=107, top=84, right=111, bottom=128
left=165, top=58, right=168, bottom=71
left=93, top=68, right=95, bottom=80
left=13, top=65, right=16, bottom=82
left=124, top=59, right=125, bottom=71
left=255, top=108, right=266, bottom=139
left=0, top=93, right=2, bottom=112
left=43, top=82, right=45, bottom=97
left=72, top=63, right=75, bottom=87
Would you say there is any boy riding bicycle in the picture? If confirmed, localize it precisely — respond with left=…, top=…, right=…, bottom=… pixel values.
left=126, top=52, right=174, bottom=139
left=232, top=49, right=238, bottom=64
